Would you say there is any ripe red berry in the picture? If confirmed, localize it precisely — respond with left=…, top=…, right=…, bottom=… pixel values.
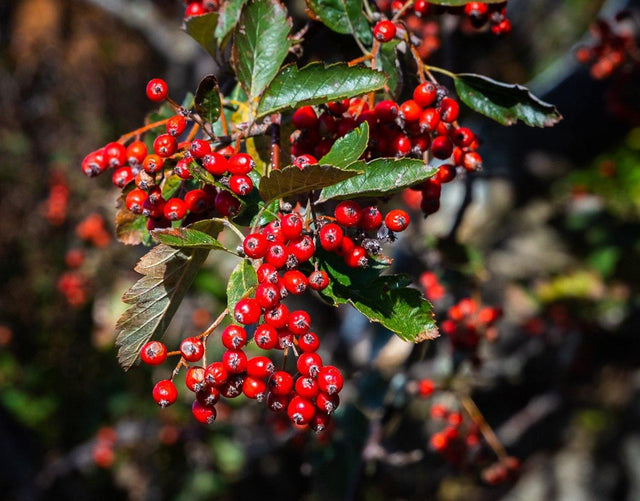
left=229, top=174, right=253, bottom=196
left=222, top=349, right=248, bottom=374
left=319, top=223, right=344, bottom=251
left=185, top=366, right=206, bottom=392
left=345, top=246, right=368, bottom=268
left=265, top=243, right=289, bottom=269
left=190, top=139, right=211, bottom=159
left=334, top=201, right=362, bottom=227
left=431, top=135, right=454, bottom=159
left=221, top=325, right=247, bottom=350
left=255, top=282, right=280, bottom=309
left=293, top=154, right=318, bottom=170
left=436, top=164, right=456, bottom=184
left=317, top=366, right=344, bottom=394
left=373, top=20, right=397, bottom=43
left=185, top=2, right=206, bottom=17
left=163, top=198, right=187, bottom=220
left=418, top=379, right=435, bottom=397
left=419, top=108, right=440, bottom=132
left=280, top=213, right=304, bottom=241
left=295, top=376, right=320, bottom=399
left=152, top=379, right=178, bottom=407
left=104, top=142, right=127, bottom=168
left=269, top=371, right=294, bottom=396
left=142, top=154, right=163, bottom=174
left=196, top=385, right=220, bottom=407
left=202, top=152, right=229, bottom=175
left=292, top=106, right=318, bottom=129
left=180, top=337, right=204, bottom=362
left=297, top=352, right=323, bottom=377
left=184, top=189, right=210, bottom=213
left=153, top=134, right=178, bottom=158
left=308, top=270, right=329, bottom=291
left=234, top=298, right=261, bottom=325
left=439, top=97, right=460, bottom=123
left=126, top=188, right=148, bottom=214
left=414, top=82, right=438, bottom=108
left=264, top=303, right=289, bottom=329
left=282, top=270, right=308, bottom=295
left=242, top=233, right=267, bottom=259
left=214, top=190, right=241, bottom=217
left=413, top=0, right=431, bottom=16
left=166, top=115, right=187, bottom=137
left=385, top=209, right=410, bottom=232
left=254, top=323, right=278, bottom=350
left=205, top=361, right=228, bottom=386
left=316, top=392, right=340, bottom=414
left=287, top=395, right=316, bottom=425
left=81, top=151, right=107, bottom=177
left=228, top=153, right=254, bottom=175
left=257, top=263, right=279, bottom=284
left=288, top=310, right=311, bottom=336
left=360, top=206, right=383, bottom=231
left=220, top=375, right=245, bottom=398
left=126, top=141, right=148, bottom=165
left=140, top=341, right=167, bottom=365
left=243, top=376, right=267, bottom=400
left=399, top=100, right=422, bottom=122
left=288, top=235, right=315, bottom=263
left=112, top=166, right=134, bottom=188
left=246, top=356, right=275, bottom=379
left=298, top=331, right=320, bottom=352
left=146, top=78, right=169, bottom=102
left=462, top=151, right=483, bottom=171
left=267, top=392, right=289, bottom=412
left=192, top=400, right=217, bottom=424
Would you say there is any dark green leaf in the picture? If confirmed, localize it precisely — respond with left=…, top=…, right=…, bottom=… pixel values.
left=184, top=12, right=219, bottom=58
left=319, top=157, right=438, bottom=201
left=319, top=122, right=369, bottom=168
left=257, top=63, right=387, bottom=118
left=215, top=0, right=247, bottom=45
left=231, top=0, right=292, bottom=101
left=454, top=73, right=562, bottom=127
left=194, top=75, right=222, bottom=125
left=115, top=244, right=211, bottom=370
left=226, top=259, right=258, bottom=313
left=152, top=228, right=225, bottom=250
left=377, top=40, right=402, bottom=99
left=305, top=0, right=372, bottom=46
left=259, top=164, right=361, bottom=202
left=319, top=253, right=438, bottom=342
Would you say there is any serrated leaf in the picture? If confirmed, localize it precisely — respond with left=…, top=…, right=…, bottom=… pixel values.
left=231, top=0, right=292, bottom=101
left=319, top=253, right=438, bottom=342
left=377, top=40, right=402, bottom=99
left=259, top=164, right=361, bottom=202
left=319, top=157, right=438, bottom=201
left=115, top=244, right=210, bottom=370
left=187, top=159, right=217, bottom=185
left=226, top=259, right=258, bottom=313
left=319, top=122, right=369, bottom=168
left=194, top=75, right=222, bottom=125
left=453, top=73, right=562, bottom=127
left=427, top=0, right=504, bottom=4
left=305, top=0, right=372, bottom=46
left=115, top=206, right=153, bottom=246
left=161, top=175, right=183, bottom=200
left=184, top=12, right=219, bottom=58
left=257, top=63, right=387, bottom=118
left=215, top=0, right=247, bottom=45
left=152, top=228, right=225, bottom=250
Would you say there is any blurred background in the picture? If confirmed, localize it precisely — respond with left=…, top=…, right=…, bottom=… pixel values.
left=2, top=0, right=640, bottom=499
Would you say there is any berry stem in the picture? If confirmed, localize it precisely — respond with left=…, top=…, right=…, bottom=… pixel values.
left=269, top=114, right=281, bottom=174
left=348, top=53, right=374, bottom=67
left=117, top=119, right=170, bottom=143
left=424, top=64, right=456, bottom=80
left=459, top=394, right=508, bottom=460
left=219, top=91, right=230, bottom=136
left=392, top=0, right=415, bottom=22
left=185, top=123, right=200, bottom=143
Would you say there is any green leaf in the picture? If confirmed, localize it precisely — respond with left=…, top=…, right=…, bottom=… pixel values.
left=184, top=12, right=219, bottom=58
left=226, top=259, right=258, bottom=313
left=377, top=40, right=402, bottom=99
left=187, top=159, right=217, bottom=185
left=305, top=0, right=372, bottom=46
left=194, top=75, right=222, bottom=125
left=319, top=122, right=369, bottom=168
left=257, top=63, right=387, bottom=118
left=231, top=0, right=292, bottom=101
left=259, top=164, right=361, bottom=202
left=215, top=0, right=247, bottom=45
left=115, top=244, right=211, bottom=370
left=427, top=0, right=504, bottom=4
left=115, top=206, right=153, bottom=246
left=319, top=157, right=438, bottom=201
left=319, top=253, right=438, bottom=342
left=161, top=175, right=183, bottom=200
left=152, top=228, right=225, bottom=250
left=453, top=73, right=563, bottom=127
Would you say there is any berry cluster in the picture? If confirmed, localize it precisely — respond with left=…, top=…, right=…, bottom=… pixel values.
left=441, top=298, right=501, bottom=363
left=82, top=79, right=257, bottom=231
left=419, top=271, right=445, bottom=302
left=183, top=0, right=220, bottom=19
left=575, top=13, right=639, bottom=80
left=43, top=172, right=69, bottom=226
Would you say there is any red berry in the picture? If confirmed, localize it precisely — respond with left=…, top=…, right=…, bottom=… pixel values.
left=166, top=115, right=187, bottom=137
left=267, top=392, right=289, bottom=412
left=196, top=385, right=220, bottom=407
left=417, top=379, right=435, bottom=397
left=374, top=100, right=399, bottom=123
left=190, top=139, right=211, bottom=159
left=431, top=135, right=454, bottom=159
left=317, top=366, right=344, bottom=394
left=288, top=235, right=315, bottom=264
left=184, top=189, right=210, bottom=213
left=242, top=233, right=267, bottom=259
left=222, top=349, right=248, bottom=374
left=298, top=331, right=320, bottom=352
left=112, top=166, right=134, bottom=188
left=163, top=198, right=187, bottom=220
left=316, top=392, right=340, bottom=414
left=373, top=20, right=397, bottom=43
left=265, top=243, right=288, bottom=269
left=81, top=151, right=107, bottom=177
left=308, top=270, right=329, bottom=291
left=126, top=189, right=148, bottom=214
left=246, top=356, right=275, bottom=378
left=310, top=412, right=331, bottom=432
left=221, top=325, right=247, bottom=350
left=462, top=151, right=482, bottom=171
left=280, top=213, right=304, bottom=241
left=295, top=376, right=319, bottom=399
left=255, top=282, right=280, bottom=309
left=436, top=164, right=456, bottom=184
left=392, top=133, right=412, bottom=157
left=360, top=206, right=383, bottom=231
left=334, top=201, right=362, bottom=227
left=385, top=209, right=410, bottom=232
left=220, top=375, right=245, bottom=398
left=180, top=337, right=204, bottom=362
left=143, top=154, right=163, bottom=174
left=276, top=328, right=294, bottom=350
left=264, top=304, right=289, bottom=329
left=243, top=376, right=267, bottom=400
left=153, top=134, right=178, bottom=157
left=205, top=361, right=228, bottom=386
left=297, top=352, right=323, bottom=377
left=419, top=108, right=440, bottom=132
left=104, top=142, right=127, bottom=168
left=152, top=379, right=178, bottom=407
left=146, top=78, right=168, bottom=102
left=228, top=153, right=254, bottom=175
left=185, top=2, right=206, bottom=17
left=399, top=100, right=422, bottom=122
left=229, top=174, right=253, bottom=196
left=293, top=154, right=318, bottom=169
left=254, top=323, right=278, bottom=350
left=413, top=82, right=438, bottom=108
left=287, top=395, right=316, bottom=425
left=126, top=141, right=148, bottom=165
left=214, top=190, right=241, bottom=217
left=140, top=341, right=167, bottom=365
left=282, top=270, right=308, bottom=295
left=192, top=400, right=217, bottom=424
left=345, top=246, right=368, bottom=268
left=319, top=223, right=344, bottom=251
left=234, top=298, right=261, bottom=325
left=288, top=310, right=311, bottom=336
left=269, top=371, right=294, bottom=396
left=257, top=263, right=279, bottom=284
left=439, top=97, right=460, bottom=123
left=185, top=366, right=206, bottom=392
left=202, top=152, right=229, bottom=175
left=292, top=106, right=318, bottom=129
